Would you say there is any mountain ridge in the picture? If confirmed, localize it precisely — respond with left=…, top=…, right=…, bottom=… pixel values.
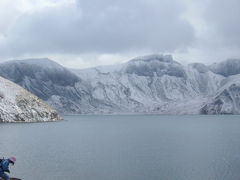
left=1, top=55, right=240, bottom=114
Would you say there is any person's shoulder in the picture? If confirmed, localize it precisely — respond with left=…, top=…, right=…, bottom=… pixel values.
left=2, top=159, right=10, bottom=164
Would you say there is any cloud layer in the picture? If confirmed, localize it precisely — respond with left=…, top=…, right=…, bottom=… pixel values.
left=205, top=0, right=240, bottom=48
left=0, top=0, right=194, bottom=58
left=0, top=0, right=240, bottom=67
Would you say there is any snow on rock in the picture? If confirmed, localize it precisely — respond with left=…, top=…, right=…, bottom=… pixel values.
left=209, top=59, right=240, bottom=77
left=201, top=75, right=240, bottom=114
left=2, top=55, right=240, bottom=115
left=0, top=58, right=103, bottom=114
left=122, top=54, right=186, bottom=78
left=0, top=76, right=61, bottom=122
left=71, top=55, right=226, bottom=114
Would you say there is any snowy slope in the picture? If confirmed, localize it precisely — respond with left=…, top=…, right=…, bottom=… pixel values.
left=201, top=75, right=240, bottom=114
left=0, top=76, right=61, bottom=122
left=1, top=55, right=240, bottom=114
left=0, top=58, right=80, bottom=100
left=73, top=55, right=225, bottom=114
left=0, top=58, right=114, bottom=114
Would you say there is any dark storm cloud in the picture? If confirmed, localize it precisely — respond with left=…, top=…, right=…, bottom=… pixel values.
left=0, top=0, right=195, bottom=57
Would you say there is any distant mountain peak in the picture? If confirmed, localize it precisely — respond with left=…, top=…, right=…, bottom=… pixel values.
left=1, top=58, right=63, bottom=70
left=19, top=57, right=54, bottom=63
left=209, top=58, right=240, bottom=77
left=0, top=58, right=80, bottom=95
left=130, top=54, right=174, bottom=63
left=122, top=54, right=185, bottom=77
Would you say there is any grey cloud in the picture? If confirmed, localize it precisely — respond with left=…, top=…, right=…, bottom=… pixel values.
left=204, top=0, right=240, bottom=48
left=0, top=0, right=195, bottom=57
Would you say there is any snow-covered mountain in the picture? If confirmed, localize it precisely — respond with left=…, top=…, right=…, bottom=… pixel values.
left=0, top=76, right=61, bottom=122
left=0, top=58, right=113, bottom=114
left=1, top=55, right=240, bottom=114
left=209, top=59, right=240, bottom=77
left=74, top=55, right=225, bottom=114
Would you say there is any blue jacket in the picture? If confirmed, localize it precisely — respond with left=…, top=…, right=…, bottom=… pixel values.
left=0, top=159, right=10, bottom=173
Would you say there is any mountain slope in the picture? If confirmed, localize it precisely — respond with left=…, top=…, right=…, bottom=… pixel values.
left=201, top=75, right=240, bottom=114
left=0, top=58, right=116, bottom=114
left=1, top=55, right=240, bottom=114
left=0, top=76, right=61, bottom=122
left=0, top=58, right=80, bottom=100
left=74, top=55, right=225, bottom=114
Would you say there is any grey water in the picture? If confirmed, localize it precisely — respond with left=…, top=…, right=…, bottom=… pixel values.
left=1, top=115, right=240, bottom=180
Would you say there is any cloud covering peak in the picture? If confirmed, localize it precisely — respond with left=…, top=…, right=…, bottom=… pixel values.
left=0, top=0, right=240, bottom=68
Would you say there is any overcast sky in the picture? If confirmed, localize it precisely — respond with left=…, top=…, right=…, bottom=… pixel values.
left=0, top=0, right=239, bottom=68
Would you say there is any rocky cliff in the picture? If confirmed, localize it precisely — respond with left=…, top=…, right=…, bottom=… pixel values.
left=0, top=76, right=61, bottom=122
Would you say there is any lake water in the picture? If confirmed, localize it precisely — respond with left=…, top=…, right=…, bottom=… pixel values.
left=1, top=115, right=240, bottom=180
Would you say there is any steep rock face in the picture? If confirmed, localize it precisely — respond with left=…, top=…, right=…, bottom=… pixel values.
left=186, top=64, right=224, bottom=95
left=0, top=58, right=79, bottom=100
left=0, top=58, right=106, bottom=114
left=0, top=76, right=61, bottom=122
left=201, top=75, right=240, bottom=114
left=74, top=55, right=224, bottom=114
